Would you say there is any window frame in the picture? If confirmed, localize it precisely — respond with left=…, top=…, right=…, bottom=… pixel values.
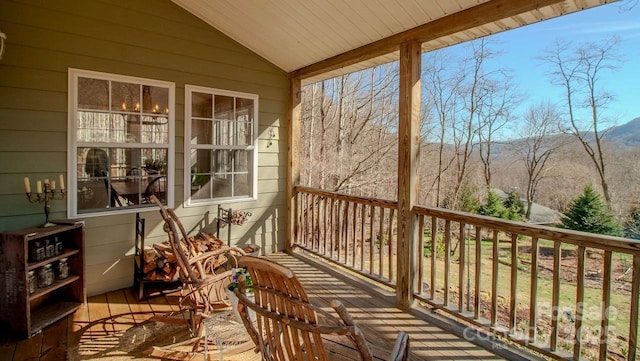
left=184, top=84, right=259, bottom=207
left=67, top=68, right=175, bottom=218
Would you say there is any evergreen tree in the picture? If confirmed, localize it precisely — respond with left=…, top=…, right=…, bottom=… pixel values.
left=560, top=184, right=622, bottom=236
left=478, top=190, right=507, bottom=219
left=459, top=183, right=481, bottom=213
left=503, top=190, right=525, bottom=221
left=624, top=207, right=640, bottom=240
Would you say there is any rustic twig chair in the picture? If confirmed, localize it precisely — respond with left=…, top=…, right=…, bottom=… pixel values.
left=234, top=256, right=410, bottom=361
left=150, top=195, right=245, bottom=336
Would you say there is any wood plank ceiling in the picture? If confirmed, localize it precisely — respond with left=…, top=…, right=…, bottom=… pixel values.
left=171, top=0, right=612, bottom=84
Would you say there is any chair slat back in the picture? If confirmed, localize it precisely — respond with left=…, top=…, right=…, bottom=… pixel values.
left=236, top=256, right=380, bottom=361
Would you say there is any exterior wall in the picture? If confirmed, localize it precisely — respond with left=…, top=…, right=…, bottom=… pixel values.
left=0, top=0, right=288, bottom=295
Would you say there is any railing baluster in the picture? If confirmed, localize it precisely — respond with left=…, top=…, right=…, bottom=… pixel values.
left=352, top=202, right=357, bottom=267
left=599, top=250, right=612, bottom=361
left=388, top=208, right=395, bottom=282
left=509, top=233, right=518, bottom=334
left=302, top=192, right=308, bottom=247
left=550, top=241, right=561, bottom=351
left=529, top=236, right=539, bottom=343
left=431, top=216, right=437, bottom=300
left=322, top=196, right=327, bottom=254
left=474, top=226, right=481, bottom=319
left=369, top=205, right=375, bottom=276
left=379, top=207, right=385, bottom=279
left=628, top=255, right=640, bottom=361
left=459, top=223, right=465, bottom=313
left=329, top=198, right=335, bottom=259
left=491, top=230, right=499, bottom=327
left=417, top=215, right=425, bottom=295
left=345, top=201, right=350, bottom=264
left=360, top=203, right=365, bottom=271
left=444, top=220, right=451, bottom=306
left=334, top=199, right=342, bottom=262
left=573, top=246, right=585, bottom=360
left=311, top=194, right=317, bottom=250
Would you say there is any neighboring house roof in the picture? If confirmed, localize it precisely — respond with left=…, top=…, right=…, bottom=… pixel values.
left=171, top=0, right=610, bottom=83
left=493, top=189, right=562, bottom=225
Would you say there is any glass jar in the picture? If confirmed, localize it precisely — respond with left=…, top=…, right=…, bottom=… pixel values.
left=54, top=237, right=64, bottom=255
left=44, top=239, right=55, bottom=259
left=57, top=258, right=69, bottom=280
left=27, top=270, right=36, bottom=294
left=38, top=264, right=54, bottom=288
left=31, top=241, right=44, bottom=262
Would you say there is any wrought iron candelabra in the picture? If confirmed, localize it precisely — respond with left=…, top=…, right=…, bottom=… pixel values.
left=24, top=176, right=66, bottom=227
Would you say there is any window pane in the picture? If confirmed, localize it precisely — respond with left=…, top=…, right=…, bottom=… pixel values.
left=77, top=147, right=117, bottom=213
left=142, top=116, right=169, bottom=144
left=213, top=118, right=230, bottom=146
left=212, top=176, right=232, bottom=198
left=192, top=92, right=212, bottom=118
left=213, top=149, right=231, bottom=175
left=111, top=81, right=141, bottom=112
left=236, top=98, right=254, bottom=145
left=191, top=149, right=212, bottom=200
left=77, top=111, right=111, bottom=142
left=233, top=150, right=249, bottom=173
left=143, top=86, right=169, bottom=115
left=78, top=78, right=109, bottom=110
left=233, top=173, right=250, bottom=197
left=191, top=119, right=212, bottom=145
left=121, top=114, right=141, bottom=143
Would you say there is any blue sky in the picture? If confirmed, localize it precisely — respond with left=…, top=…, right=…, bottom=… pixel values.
left=453, top=1, right=640, bottom=125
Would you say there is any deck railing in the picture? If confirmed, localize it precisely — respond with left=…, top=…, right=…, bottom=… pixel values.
left=293, top=186, right=640, bottom=361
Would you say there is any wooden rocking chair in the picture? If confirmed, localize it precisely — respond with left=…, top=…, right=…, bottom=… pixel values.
left=150, top=195, right=246, bottom=336
left=234, top=256, right=410, bottom=361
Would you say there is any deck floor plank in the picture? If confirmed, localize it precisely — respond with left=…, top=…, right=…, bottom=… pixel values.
left=123, top=287, right=156, bottom=324
left=105, top=290, right=135, bottom=333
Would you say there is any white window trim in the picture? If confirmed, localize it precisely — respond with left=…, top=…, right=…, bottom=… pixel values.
left=67, top=68, right=175, bottom=218
left=184, top=84, right=259, bottom=207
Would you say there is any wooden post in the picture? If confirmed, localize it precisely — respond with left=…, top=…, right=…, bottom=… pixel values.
left=396, top=40, right=421, bottom=308
left=287, top=78, right=302, bottom=252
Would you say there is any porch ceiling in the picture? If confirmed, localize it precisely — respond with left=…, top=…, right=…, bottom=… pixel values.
left=171, top=0, right=611, bottom=84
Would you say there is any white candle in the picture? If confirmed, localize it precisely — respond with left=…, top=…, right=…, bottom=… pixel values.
left=36, top=181, right=42, bottom=194
left=59, top=174, right=65, bottom=190
left=51, top=180, right=56, bottom=190
left=24, top=177, right=31, bottom=193
left=44, top=178, right=50, bottom=185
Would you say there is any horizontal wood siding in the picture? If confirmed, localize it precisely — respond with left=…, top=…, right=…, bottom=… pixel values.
left=0, top=0, right=289, bottom=295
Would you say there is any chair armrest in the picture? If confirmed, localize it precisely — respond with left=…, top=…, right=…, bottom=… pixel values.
left=390, top=331, right=409, bottom=361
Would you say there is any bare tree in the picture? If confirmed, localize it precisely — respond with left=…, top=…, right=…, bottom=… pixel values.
left=300, top=63, right=398, bottom=198
left=540, top=37, right=622, bottom=205
left=512, top=101, right=564, bottom=219
left=422, top=50, right=464, bottom=207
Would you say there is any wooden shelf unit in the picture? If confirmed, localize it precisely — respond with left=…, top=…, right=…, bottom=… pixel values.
left=0, top=222, right=85, bottom=338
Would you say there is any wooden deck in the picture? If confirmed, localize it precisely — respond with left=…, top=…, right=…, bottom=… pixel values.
left=0, top=252, right=513, bottom=361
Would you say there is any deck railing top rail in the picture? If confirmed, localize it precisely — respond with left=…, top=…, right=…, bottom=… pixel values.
left=413, top=204, right=640, bottom=254
left=295, top=186, right=398, bottom=209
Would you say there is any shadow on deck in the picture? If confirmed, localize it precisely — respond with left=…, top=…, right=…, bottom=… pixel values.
left=0, top=252, right=520, bottom=361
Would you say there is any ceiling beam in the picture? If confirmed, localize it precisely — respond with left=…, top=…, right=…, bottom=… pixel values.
left=289, top=0, right=566, bottom=81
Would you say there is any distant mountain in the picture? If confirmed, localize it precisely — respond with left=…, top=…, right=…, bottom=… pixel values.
left=604, top=117, right=640, bottom=147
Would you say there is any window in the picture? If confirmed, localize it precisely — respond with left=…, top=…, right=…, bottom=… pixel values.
left=68, top=69, right=174, bottom=217
left=185, top=85, right=258, bottom=206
